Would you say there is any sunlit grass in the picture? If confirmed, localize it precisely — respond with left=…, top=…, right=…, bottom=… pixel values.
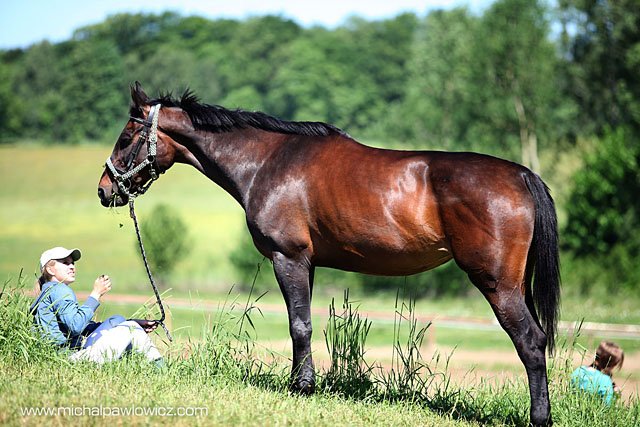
left=2, top=274, right=639, bottom=426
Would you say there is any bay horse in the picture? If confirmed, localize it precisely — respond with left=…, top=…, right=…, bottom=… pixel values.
left=98, top=83, right=560, bottom=426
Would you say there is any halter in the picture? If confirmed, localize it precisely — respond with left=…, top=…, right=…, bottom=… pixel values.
left=105, top=104, right=162, bottom=199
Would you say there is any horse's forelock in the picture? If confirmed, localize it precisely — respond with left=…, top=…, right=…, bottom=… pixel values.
left=129, top=104, right=143, bottom=118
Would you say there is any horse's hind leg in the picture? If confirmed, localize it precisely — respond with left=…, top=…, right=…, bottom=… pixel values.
left=272, top=251, right=315, bottom=393
left=466, top=267, right=551, bottom=426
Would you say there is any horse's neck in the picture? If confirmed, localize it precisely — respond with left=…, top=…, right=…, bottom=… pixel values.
left=184, top=129, right=283, bottom=209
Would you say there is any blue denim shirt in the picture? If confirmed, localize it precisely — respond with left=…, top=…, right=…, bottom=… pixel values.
left=30, top=281, right=100, bottom=348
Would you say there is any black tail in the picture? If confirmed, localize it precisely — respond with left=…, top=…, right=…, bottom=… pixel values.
left=523, top=172, right=561, bottom=355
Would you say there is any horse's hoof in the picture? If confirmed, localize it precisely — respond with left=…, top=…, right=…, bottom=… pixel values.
left=529, top=417, right=552, bottom=427
left=291, top=378, right=315, bottom=395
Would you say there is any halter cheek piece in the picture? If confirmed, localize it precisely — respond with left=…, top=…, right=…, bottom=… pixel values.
left=105, top=104, right=162, bottom=199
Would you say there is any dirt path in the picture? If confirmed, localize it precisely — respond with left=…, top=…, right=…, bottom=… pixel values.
left=83, top=291, right=640, bottom=338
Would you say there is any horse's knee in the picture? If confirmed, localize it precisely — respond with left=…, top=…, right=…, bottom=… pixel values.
left=290, top=318, right=312, bottom=342
left=523, top=322, right=547, bottom=362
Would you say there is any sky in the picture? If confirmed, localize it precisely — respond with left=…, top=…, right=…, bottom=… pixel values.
left=0, top=0, right=492, bottom=50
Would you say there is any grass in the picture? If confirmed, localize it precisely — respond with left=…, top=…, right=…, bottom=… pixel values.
left=2, top=275, right=639, bottom=427
left=2, top=370, right=478, bottom=426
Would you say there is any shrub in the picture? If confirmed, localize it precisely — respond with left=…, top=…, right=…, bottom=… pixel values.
left=563, top=127, right=640, bottom=293
left=228, top=232, right=275, bottom=293
left=137, top=203, right=191, bottom=284
left=564, top=127, right=640, bottom=256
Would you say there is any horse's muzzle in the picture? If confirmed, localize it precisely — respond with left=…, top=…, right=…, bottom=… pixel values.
left=98, top=185, right=128, bottom=207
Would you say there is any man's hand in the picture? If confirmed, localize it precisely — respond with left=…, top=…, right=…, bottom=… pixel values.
left=130, top=318, right=160, bottom=333
left=90, top=275, right=112, bottom=301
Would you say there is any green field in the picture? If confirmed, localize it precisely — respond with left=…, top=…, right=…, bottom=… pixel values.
left=0, top=144, right=247, bottom=291
left=3, top=143, right=640, bottom=356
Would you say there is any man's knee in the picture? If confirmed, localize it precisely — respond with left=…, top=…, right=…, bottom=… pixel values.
left=117, top=320, right=144, bottom=332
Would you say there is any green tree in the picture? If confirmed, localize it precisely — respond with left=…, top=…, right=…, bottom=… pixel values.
left=563, top=128, right=640, bottom=293
left=172, top=16, right=240, bottom=54
left=400, top=8, right=482, bottom=150
left=479, top=0, right=572, bottom=172
left=267, top=33, right=366, bottom=124
left=558, top=0, right=640, bottom=134
left=61, top=39, right=127, bottom=142
left=6, top=42, right=70, bottom=142
left=564, top=128, right=640, bottom=256
left=335, top=15, right=418, bottom=137
left=400, top=2, right=573, bottom=169
left=0, top=50, right=24, bottom=140
left=345, top=14, right=418, bottom=106
left=220, top=15, right=302, bottom=100
left=267, top=15, right=416, bottom=134
left=73, top=12, right=181, bottom=58
left=124, top=44, right=222, bottom=103
left=221, top=86, right=266, bottom=111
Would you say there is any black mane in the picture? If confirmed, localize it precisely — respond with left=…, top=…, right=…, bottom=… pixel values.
left=151, top=90, right=345, bottom=137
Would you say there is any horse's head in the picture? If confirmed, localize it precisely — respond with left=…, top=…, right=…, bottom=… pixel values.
left=98, top=82, right=179, bottom=207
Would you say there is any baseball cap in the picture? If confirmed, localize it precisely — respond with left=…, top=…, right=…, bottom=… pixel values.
left=39, top=247, right=82, bottom=271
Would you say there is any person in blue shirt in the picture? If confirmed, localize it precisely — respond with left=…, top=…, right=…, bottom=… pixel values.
left=31, top=246, right=163, bottom=365
left=571, top=341, right=624, bottom=404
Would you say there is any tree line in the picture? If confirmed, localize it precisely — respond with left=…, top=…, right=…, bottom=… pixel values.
left=2, top=0, right=639, bottom=294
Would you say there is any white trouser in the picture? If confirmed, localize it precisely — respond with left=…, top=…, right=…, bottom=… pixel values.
left=69, top=321, right=162, bottom=364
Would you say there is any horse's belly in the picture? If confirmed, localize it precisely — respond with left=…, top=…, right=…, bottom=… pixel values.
left=315, top=241, right=452, bottom=276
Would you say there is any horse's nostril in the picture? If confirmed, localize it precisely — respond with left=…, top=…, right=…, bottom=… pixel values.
left=98, top=187, right=110, bottom=206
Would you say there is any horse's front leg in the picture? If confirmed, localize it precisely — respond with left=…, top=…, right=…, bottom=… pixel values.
left=272, top=251, right=315, bottom=393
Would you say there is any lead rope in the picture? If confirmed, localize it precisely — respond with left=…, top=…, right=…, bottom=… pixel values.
left=129, top=198, right=173, bottom=342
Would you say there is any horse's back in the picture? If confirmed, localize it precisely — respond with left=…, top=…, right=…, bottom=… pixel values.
left=249, top=137, right=535, bottom=276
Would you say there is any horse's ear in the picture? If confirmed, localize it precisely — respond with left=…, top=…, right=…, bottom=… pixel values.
left=130, top=81, right=149, bottom=108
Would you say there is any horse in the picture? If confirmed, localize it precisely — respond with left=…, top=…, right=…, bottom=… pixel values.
left=98, top=82, right=560, bottom=426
